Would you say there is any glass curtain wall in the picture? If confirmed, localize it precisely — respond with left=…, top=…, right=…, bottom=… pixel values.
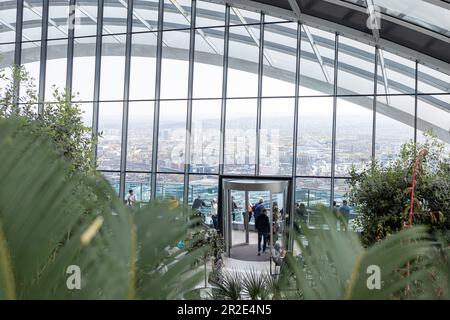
left=1, top=0, right=449, bottom=208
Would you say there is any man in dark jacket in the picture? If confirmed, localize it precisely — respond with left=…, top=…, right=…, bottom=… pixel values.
left=255, top=208, right=270, bottom=256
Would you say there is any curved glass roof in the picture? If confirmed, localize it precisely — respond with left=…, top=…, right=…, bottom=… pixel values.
left=0, top=0, right=449, bottom=146
left=344, top=0, right=450, bottom=37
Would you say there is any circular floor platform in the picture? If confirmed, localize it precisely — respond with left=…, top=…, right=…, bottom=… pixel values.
left=230, top=243, right=270, bottom=262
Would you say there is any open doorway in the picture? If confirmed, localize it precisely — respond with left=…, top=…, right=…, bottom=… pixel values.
left=219, top=178, right=293, bottom=275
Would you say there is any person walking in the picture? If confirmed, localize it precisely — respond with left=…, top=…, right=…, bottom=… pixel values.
left=252, top=197, right=265, bottom=222
left=255, top=208, right=270, bottom=256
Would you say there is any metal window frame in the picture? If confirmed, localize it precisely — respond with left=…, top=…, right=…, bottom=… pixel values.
left=255, top=12, right=264, bottom=176
left=119, top=0, right=134, bottom=199
left=183, top=0, right=197, bottom=205
left=219, top=5, right=230, bottom=176
left=66, top=0, right=76, bottom=97
left=13, top=0, right=24, bottom=104
left=92, top=0, right=104, bottom=164
left=151, top=0, right=165, bottom=199
left=289, top=21, right=302, bottom=249
left=330, top=32, right=339, bottom=206
left=38, top=0, right=49, bottom=114
left=371, top=46, right=379, bottom=159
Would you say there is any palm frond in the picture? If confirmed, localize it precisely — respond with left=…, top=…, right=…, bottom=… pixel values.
left=0, top=117, right=208, bottom=299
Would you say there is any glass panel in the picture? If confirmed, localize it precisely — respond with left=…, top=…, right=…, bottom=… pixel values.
left=21, top=40, right=41, bottom=96
left=260, top=98, right=294, bottom=176
left=195, top=0, right=225, bottom=28
left=265, top=15, right=289, bottom=24
left=129, top=32, right=157, bottom=100
left=372, top=0, right=450, bottom=37
left=295, top=178, right=331, bottom=229
left=100, top=34, right=126, bottom=101
left=192, top=27, right=224, bottom=99
left=338, top=35, right=375, bottom=95
left=97, top=102, right=123, bottom=171
left=335, top=96, right=374, bottom=176
left=103, top=0, right=128, bottom=34
left=227, top=24, right=260, bottom=98
left=299, top=26, right=335, bottom=96
left=189, top=175, right=218, bottom=228
left=297, top=97, right=333, bottom=176
left=156, top=173, right=184, bottom=202
left=78, top=102, right=93, bottom=131
left=22, top=0, right=43, bottom=41
left=0, top=0, right=16, bottom=43
left=230, top=7, right=260, bottom=26
left=163, top=0, right=192, bottom=31
left=74, top=0, right=98, bottom=37
left=45, top=39, right=67, bottom=101
left=125, top=173, right=151, bottom=203
left=262, top=23, right=297, bottom=97
left=418, top=63, right=450, bottom=97
left=160, top=30, right=190, bottom=99
left=0, top=43, right=14, bottom=87
left=224, top=98, right=257, bottom=174
left=132, top=0, right=159, bottom=33
left=375, top=95, right=415, bottom=164
left=417, top=95, right=450, bottom=154
left=190, top=99, right=221, bottom=174
left=158, top=100, right=187, bottom=172
left=188, top=175, right=218, bottom=217
left=334, top=179, right=360, bottom=230
left=48, top=0, right=70, bottom=39
left=378, top=49, right=416, bottom=95
left=127, top=101, right=154, bottom=171
left=101, top=171, right=120, bottom=195
left=72, top=37, right=96, bottom=101
left=0, top=42, right=14, bottom=62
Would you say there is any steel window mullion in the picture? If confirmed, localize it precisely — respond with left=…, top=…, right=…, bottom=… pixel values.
left=372, top=47, right=379, bottom=159
left=414, top=60, right=419, bottom=144
left=290, top=22, right=302, bottom=250
left=330, top=33, right=339, bottom=206
left=219, top=5, right=230, bottom=176
left=151, top=0, right=165, bottom=199
left=255, top=13, right=264, bottom=176
left=92, top=0, right=104, bottom=164
left=13, top=0, right=24, bottom=105
left=183, top=0, right=197, bottom=206
left=119, top=0, right=134, bottom=199
left=38, top=0, right=49, bottom=114
left=66, top=0, right=76, bottom=97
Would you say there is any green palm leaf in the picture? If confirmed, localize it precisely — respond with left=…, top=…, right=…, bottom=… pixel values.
left=0, top=117, right=208, bottom=299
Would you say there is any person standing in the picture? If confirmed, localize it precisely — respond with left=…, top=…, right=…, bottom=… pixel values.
left=192, top=195, right=206, bottom=211
left=231, top=196, right=238, bottom=222
left=255, top=208, right=270, bottom=256
left=339, top=200, right=351, bottom=231
left=252, top=197, right=265, bottom=222
left=126, top=189, right=137, bottom=207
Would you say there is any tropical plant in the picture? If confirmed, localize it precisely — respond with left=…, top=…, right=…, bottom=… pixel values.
left=285, top=206, right=449, bottom=300
left=348, top=134, right=450, bottom=246
left=0, top=65, right=98, bottom=175
left=0, top=117, right=208, bottom=300
left=210, top=270, right=244, bottom=300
